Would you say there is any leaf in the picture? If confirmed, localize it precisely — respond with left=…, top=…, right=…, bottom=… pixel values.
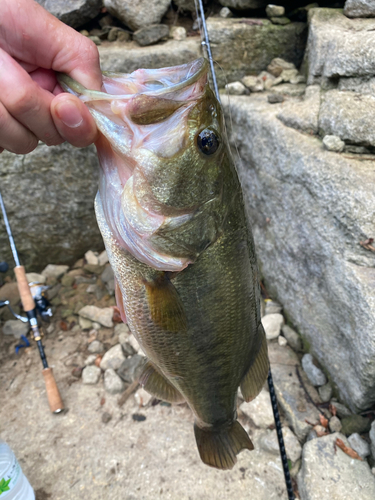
left=335, top=438, right=363, bottom=461
left=0, top=477, right=11, bottom=494
left=319, top=414, right=329, bottom=429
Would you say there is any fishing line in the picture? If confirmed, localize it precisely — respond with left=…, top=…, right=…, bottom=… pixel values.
left=194, top=2, right=295, bottom=498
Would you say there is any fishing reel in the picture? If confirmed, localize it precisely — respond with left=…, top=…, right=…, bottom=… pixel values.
left=28, top=282, right=53, bottom=322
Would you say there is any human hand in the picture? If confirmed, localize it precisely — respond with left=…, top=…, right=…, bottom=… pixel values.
left=0, top=0, right=102, bottom=154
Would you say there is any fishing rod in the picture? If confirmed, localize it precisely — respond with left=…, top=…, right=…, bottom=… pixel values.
left=195, top=2, right=295, bottom=498
left=0, top=190, right=64, bottom=414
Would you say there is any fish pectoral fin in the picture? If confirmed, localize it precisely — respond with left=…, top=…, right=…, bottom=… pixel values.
left=144, top=273, right=187, bottom=333
left=240, top=325, right=269, bottom=402
left=194, top=421, right=254, bottom=470
left=139, top=361, right=185, bottom=403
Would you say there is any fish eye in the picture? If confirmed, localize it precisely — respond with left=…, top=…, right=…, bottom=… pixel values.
left=196, top=128, right=219, bottom=156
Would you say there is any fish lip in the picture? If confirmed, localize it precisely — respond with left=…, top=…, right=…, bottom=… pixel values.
left=57, top=58, right=209, bottom=101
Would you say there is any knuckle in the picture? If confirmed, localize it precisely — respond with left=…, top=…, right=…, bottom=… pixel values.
left=17, top=136, right=39, bottom=155
left=10, top=88, right=39, bottom=116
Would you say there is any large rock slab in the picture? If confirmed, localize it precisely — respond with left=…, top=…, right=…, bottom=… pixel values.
left=319, top=90, right=375, bottom=147
left=223, top=94, right=375, bottom=411
left=305, top=8, right=375, bottom=85
left=297, top=433, right=375, bottom=499
left=103, top=0, right=171, bottom=31
left=344, top=0, right=375, bottom=18
left=0, top=144, right=102, bottom=272
left=206, top=17, right=307, bottom=87
left=36, top=0, right=102, bottom=28
left=219, top=0, right=267, bottom=9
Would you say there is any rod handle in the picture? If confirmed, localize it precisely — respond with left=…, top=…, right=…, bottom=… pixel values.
left=42, top=367, right=64, bottom=413
left=14, top=265, right=35, bottom=312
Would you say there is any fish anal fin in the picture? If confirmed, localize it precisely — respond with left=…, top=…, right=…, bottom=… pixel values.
left=194, top=421, right=254, bottom=470
left=240, top=326, right=269, bottom=402
left=139, top=361, right=185, bottom=403
left=144, top=273, right=187, bottom=333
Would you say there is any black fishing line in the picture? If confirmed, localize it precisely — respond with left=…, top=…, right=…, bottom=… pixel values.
left=195, top=2, right=295, bottom=498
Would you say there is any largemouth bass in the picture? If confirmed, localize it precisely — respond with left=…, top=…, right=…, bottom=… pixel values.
left=59, top=58, right=269, bottom=470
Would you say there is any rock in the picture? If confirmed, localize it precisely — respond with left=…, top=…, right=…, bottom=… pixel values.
left=219, top=7, right=233, bottom=18
left=348, top=433, right=371, bottom=459
left=257, top=71, right=276, bottom=90
left=26, top=272, right=46, bottom=284
left=84, top=355, right=97, bottom=366
left=78, top=305, right=114, bottom=328
left=127, top=334, right=142, bottom=353
left=241, top=76, right=264, bottom=92
left=267, top=57, right=296, bottom=77
left=344, top=0, right=375, bottom=18
left=79, top=317, right=93, bottom=330
left=100, top=344, right=126, bottom=371
left=117, top=355, right=146, bottom=384
left=270, top=83, right=306, bottom=96
left=261, top=313, right=284, bottom=340
left=306, top=9, right=375, bottom=85
left=319, top=90, right=375, bottom=148
left=341, top=415, right=371, bottom=436
left=298, top=433, right=375, bottom=500
left=42, top=264, right=69, bottom=280
left=115, top=322, right=131, bottom=338
left=301, top=354, right=327, bottom=387
left=61, top=274, right=75, bottom=287
left=222, top=94, right=375, bottom=411
left=266, top=5, right=285, bottom=18
left=36, top=0, right=102, bottom=28
left=86, top=284, right=97, bottom=294
left=264, top=300, right=282, bottom=315
left=279, top=68, right=299, bottom=83
left=225, top=81, right=249, bottom=95
left=173, top=0, right=196, bottom=11
left=82, top=365, right=101, bottom=385
left=278, top=336, right=287, bottom=347
left=259, top=427, right=302, bottom=464
left=121, top=342, right=137, bottom=357
left=219, top=0, right=267, bottom=8
left=281, top=325, right=303, bottom=352
left=330, top=400, right=353, bottom=419
left=268, top=93, right=284, bottom=103
left=89, top=35, right=101, bottom=46
left=370, top=421, right=375, bottom=459
left=104, top=368, right=124, bottom=394
left=240, top=388, right=274, bottom=428
left=98, top=251, right=109, bottom=266
left=87, top=340, right=104, bottom=354
left=85, top=250, right=99, bottom=266
left=133, top=24, right=169, bottom=47
left=338, top=76, right=375, bottom=96
left=322, top=134, right=345, bottom=153
left=170, top=26, right=186, bottom=41
left=206, top=18, right=307, bottom=87
left=103, top=0, right=171, bottom=31
left=329, top=416, right=342, bottom=433
left=268, top=342, right=299, bottom=366
left=101, top=412, right=112, bottom=424
left=100, top=265, right=114, bottom=284
left=318, top=383, right=332, bottom=403
left=134, top=388, right=153, bottom=406
left=270, top=17, right=291, bottom=25
left=2, top=320, right=29, bottom=339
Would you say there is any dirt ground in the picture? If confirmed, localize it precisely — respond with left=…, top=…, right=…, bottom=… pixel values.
left=0, top=327, right=289, bottom=500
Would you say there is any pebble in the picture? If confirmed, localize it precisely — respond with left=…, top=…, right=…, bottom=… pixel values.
left=100, top=344, right=126, bottom=371
left=318, top=382, right=333, bottom=403
left=84, top=355, right=97, bottom=366
left=98, top=250, right=109, bottom=266
left=2, top=320, right=29, bottom=339
left=301, top=354, right=327, bottom=386
left=264, top=300, right=282, bottom=315
left=280, top=68, right=300, bottom=83
left=134, top=388, right=153, bottom=407
left=281, top=325, right=303, bottom=351
left=26, top=272, right=46, bottom=284
left=86, top=284, right=97, bottom=294
left=133, top=24, right=169, bottom=47
left=278, top=335, right=287, bottom=347
left=270, top=83, right=306, bottom=97
left=82, top=365, right=101, bottom=385
left=101, top=265, right=114, bottom=283
left=330, top=400, right=352, bottom=418
left=41, top=264, right=69, bottom=279
left=348, top=433, right=371, bottom=459
left=329, top=415, right=342, bottom=433
left=340, top=415, right=371, bottom=436
left=220, top=7, right=233, bottom=18
left=323, top=135, right=345, bottom=152
left=101, top=412, right=112, bottom=424
left=261, top=313, right=284, bottom=340
left=270, top=16, right=291, bottom=25
left=88, top=340, right=104, bottom=354
left=240, top=388, right=274, bottom=428
left=88, top=35, right=101, bottom=45
left=241, top=75, right=263, bottom=92
left=85, top=250, right=99, bottom=266
left=257, top=71, right=276, bottom=90
left=170, top=26, right=186, bottom=41
left=268, top=93, right=284, bottom=104
left=79, top=317, right=93, bottom=330
left=121, top=342, right=137, bottom=357
left=127, top=334, right=142, bottom=353
left=369, top=421, right=375, bottom=459
left=266, top=4, right=285, bottom=17
left=78, top=305, right=114, bottom=328
left=117, top=354, right=146, bottom=384
left=225, top=81, right=249, bottom=95
left=117, top=31, right=130, bottom=42
left=104, top=368, right=124, bottom=394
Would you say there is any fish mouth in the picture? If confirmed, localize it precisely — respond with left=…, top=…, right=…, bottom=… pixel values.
left=57, top=58, right=209, bottom=101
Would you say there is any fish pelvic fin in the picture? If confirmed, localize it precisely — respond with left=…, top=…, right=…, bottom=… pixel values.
left=144, top=273, right=187, bottom=333
left=140, top=361, right=185, bottom=403
left=194, top=420, right=254, bottom=470
left=240, top=326, right=269, bottom=402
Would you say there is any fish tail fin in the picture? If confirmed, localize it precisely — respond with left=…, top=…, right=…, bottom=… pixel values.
left=194, top=420, right=254, bottom=470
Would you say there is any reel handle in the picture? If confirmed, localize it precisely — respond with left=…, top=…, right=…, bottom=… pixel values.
left=42, top=368, right=64, bottom=413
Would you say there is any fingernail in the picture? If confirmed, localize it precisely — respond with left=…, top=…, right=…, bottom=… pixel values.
left=55, top=100, right=83, bottom=128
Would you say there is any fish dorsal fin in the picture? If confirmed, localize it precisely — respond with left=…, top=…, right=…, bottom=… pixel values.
left=139, top=361, right=185, bottom=403
left=240, top=326, right=269, bottom=402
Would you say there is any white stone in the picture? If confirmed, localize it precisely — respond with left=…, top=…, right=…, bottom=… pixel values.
left=323, top=135, right=345, bottom=153
left=301, top=354, right=327, bottom=387
left=219, top=7, right=233, bottom=18
left=329, top=415, right=342, bottom=433
left=100, top=344, right=126, bottom=371
left=261, top=313, right=284, bottom=340
left=87, top=340, right=104, bottom=354
left=348, top=433, right=371, bottom=459
left=26, top=272, right=46, bottom=284
left=82, top=365, right=101, bottom=385
left=84, top=354, right=97, bottom=366
left=84, top=250, right=99, bottom=266
left=281, top=325, right=303, bottom=352
left=240, top=388, right=274, bottom=428
left=225, top=81, right=248, bottom=95
left=41, top=264, right=69, bottom=279
left=170, top=26, right=186, bottom=41
left=134, top=388, right=153, bottom=407
left=266, top=4, right=285, bottom=18
left=98, top=250, right=109, bottom=266
left=78, top=305, right=114, bottom=328
left=278, top=335, right=287, bottom=347
left=104, top=368, right=124, bottom=394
